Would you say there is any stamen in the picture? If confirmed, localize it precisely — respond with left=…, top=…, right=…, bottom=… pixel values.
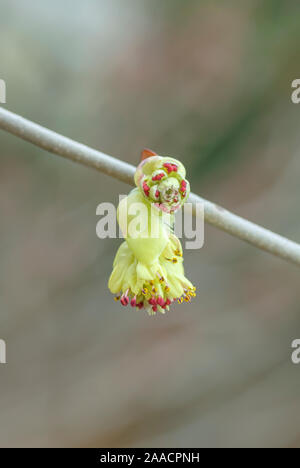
left=157, top=296, right=165, bottom=307
left=142, top=181, right=150, bottom=197
left=180, top=180, right=187, bottom=190
left=130, top=296, right=137, bottom=307
left=180, top=180, right=187, bottom=197
left=120, top=296, right=129, bottom=306
left=163, top=163, right=173, bottom=174
left=152, top=173, right=165, bottom=181
left=164, top=257, right=178, bottom=263
left=157, top=273, right=165, bottom=283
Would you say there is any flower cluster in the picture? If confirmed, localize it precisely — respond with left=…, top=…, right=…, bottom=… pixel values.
left=134, top=154, right=190, bottom=214
left=108, top=151, right=196, bottom=315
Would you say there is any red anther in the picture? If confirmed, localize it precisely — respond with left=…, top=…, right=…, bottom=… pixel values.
left=131, top=297, right=137, bottom=307
left=163, top=163, right=178, bottom=174
left=166, top=299, right=171, bottom=306
left=152, top=173, right=165, bottom=181
left=137, top=302, right=144, bottom=309
left=148, top=297, right=156, bottom=306
left=157, top=296, right=165, bottom=307
left=163, top=163, right=173, bottom=174
left=173, top=197, right=178, bottom=203
left=143, top=182, right=150, bottom=196
left=155, top=190, right=160, bottom=198
left=152, top=305, right=158, bottom=313
left=120, top=296, right=129, bottom=306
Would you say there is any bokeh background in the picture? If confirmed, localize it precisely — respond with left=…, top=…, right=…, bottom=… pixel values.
left=0, top=0, right=300, bottom=448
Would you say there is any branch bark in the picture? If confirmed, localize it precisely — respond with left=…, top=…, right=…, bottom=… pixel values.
left=0, top=107, right=299, bottom=267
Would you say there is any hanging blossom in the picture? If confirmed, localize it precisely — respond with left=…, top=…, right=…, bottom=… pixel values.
left=108, top=149, right=196, bottom=315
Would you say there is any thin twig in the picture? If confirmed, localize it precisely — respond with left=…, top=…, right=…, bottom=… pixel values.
left=0, top=107, right=300, bottom=267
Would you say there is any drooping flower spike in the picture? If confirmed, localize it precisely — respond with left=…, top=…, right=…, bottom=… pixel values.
left=108, top=149, right=196, bottom=315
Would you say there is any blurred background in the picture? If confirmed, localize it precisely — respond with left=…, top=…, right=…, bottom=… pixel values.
left=0, top=0, right=300, bottom=448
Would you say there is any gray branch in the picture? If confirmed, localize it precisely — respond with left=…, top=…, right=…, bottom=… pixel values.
left=0, top=107, right=299, bottom=267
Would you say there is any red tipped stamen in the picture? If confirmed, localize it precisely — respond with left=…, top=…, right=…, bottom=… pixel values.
left=180, top=180, right=187, bottom=198
left=131, top=296, right=137, bottom=307
left=180, top=180, right=187, bottom=191
left=152, top=305, right=158, bottom=313
left=137, top=302, right=144, bottom=310
left=148, top=297, right=156, bottom=306
left=163, top=163, right=173, bottom=174
left=143, top=182, right=150, bottom=197
left=120, top=296, right=129, bottom=306
left=152, top=173, right=165, bottom=181
left=155, top=190, right=160, bottom=198
left=157, top=296, right=165, bottom=307
left=163, top=163, right=178, bottom=174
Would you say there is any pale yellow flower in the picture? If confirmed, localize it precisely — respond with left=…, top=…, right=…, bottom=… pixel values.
left=108, top=151, right=195, bottom=315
